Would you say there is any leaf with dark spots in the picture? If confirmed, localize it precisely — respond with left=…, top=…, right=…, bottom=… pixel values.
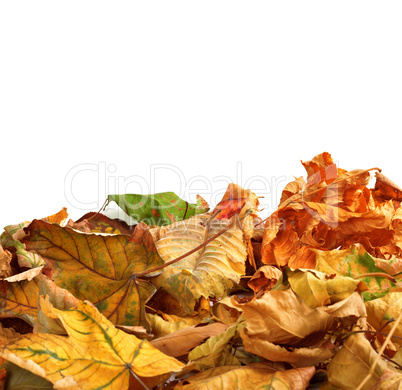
left=107, top=192, right=209, bottom=226
left=21, top=219, right=164, bottom=330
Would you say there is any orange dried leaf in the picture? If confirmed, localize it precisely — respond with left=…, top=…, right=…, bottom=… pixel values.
left=247, top=265, right=282, bottom=293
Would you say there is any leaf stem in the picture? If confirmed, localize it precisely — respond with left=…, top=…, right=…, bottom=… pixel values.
left=353, top=273, right=397, bottom=283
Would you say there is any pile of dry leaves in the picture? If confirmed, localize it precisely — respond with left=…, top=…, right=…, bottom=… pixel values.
left=1, top=152, right=402, bottom=389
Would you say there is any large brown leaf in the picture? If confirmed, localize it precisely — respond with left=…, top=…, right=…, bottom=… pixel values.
left=21, top=219, right=164, bottom=329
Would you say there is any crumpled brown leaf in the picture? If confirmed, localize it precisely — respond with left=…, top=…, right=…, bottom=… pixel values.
left=261, top=152, right=402, bottom=268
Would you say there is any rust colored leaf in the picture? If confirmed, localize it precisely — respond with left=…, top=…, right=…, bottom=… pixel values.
left=247, top=265, right=282, bottom=293
left=373, top=172, right=402, bottom=202
left=212, top=183, right=259, bottom=220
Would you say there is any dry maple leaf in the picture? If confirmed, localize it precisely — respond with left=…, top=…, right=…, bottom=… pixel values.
left=0, top=277, right=39, bottom=326
left=0, top=298, right=184, bottom=390
left=21, top=219, right=164, bottom=330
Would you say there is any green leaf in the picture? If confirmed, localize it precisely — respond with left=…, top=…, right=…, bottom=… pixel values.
left=108, top=192, right=209, bottom=226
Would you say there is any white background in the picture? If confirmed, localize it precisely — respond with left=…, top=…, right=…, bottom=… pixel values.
left=1, top=1, right=401, bottom=227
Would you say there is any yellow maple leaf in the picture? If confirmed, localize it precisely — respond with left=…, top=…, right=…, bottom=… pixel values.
left=0, top=298, right=184, bottom=390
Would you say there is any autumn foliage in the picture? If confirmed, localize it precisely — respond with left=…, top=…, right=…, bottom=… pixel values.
left=2, top=152, right=402, bottom=389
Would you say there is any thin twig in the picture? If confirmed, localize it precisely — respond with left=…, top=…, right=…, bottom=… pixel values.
left=129, top=369, right=149, bottom=390
left=86, top=198, right=109, bottom=221
left=343, top=328, right=402, bottom=342
left=356, top=309, right=402, bottom=390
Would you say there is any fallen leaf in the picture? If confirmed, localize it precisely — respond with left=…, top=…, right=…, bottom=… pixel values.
left=3, top=266, right=43, bottom=283
left=66, top=211, right=136, bottom=235
left=42, top=207, right=68, bottom=225
left=186, top=322, right=241, bottom=370
left=233, top=287, right=336, bottom=348
left=21, top=219, right=164, bottom=329
left=325, top=331, right=387, bottom=389
left=371, top=368, right=402, bottom=389
left=1, top=223, right=45, bottom=268
left=365, top=292, right=402, bottom=344
left=108, top=192, right=209, bottom=226
left=212, top=183, right=258, bottom=221
left=153, top=212, right=247, bottom=313
left=0, top=323, right=20, bottom=366
left=313, top=245, right=401, bottom=300
left=0, top=278, right=39, bottom=326
left=373, top=172, right=402, bottom=202
left=0, top=299, right=184, bottom=390
left=247, top=265, right=282, bottom=293
left=175, top=363, right=315, bottom=390
left=34, top=275, right=80, bottom=335
left=239, top=326, right=334, bottom=367
left=0, top=245, right=12, bottom=279
left=279, top=267, right=367, bottom=309
left=151, top=322, right=228, bottom=358
left=211, top=296, right=243, bottom=326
